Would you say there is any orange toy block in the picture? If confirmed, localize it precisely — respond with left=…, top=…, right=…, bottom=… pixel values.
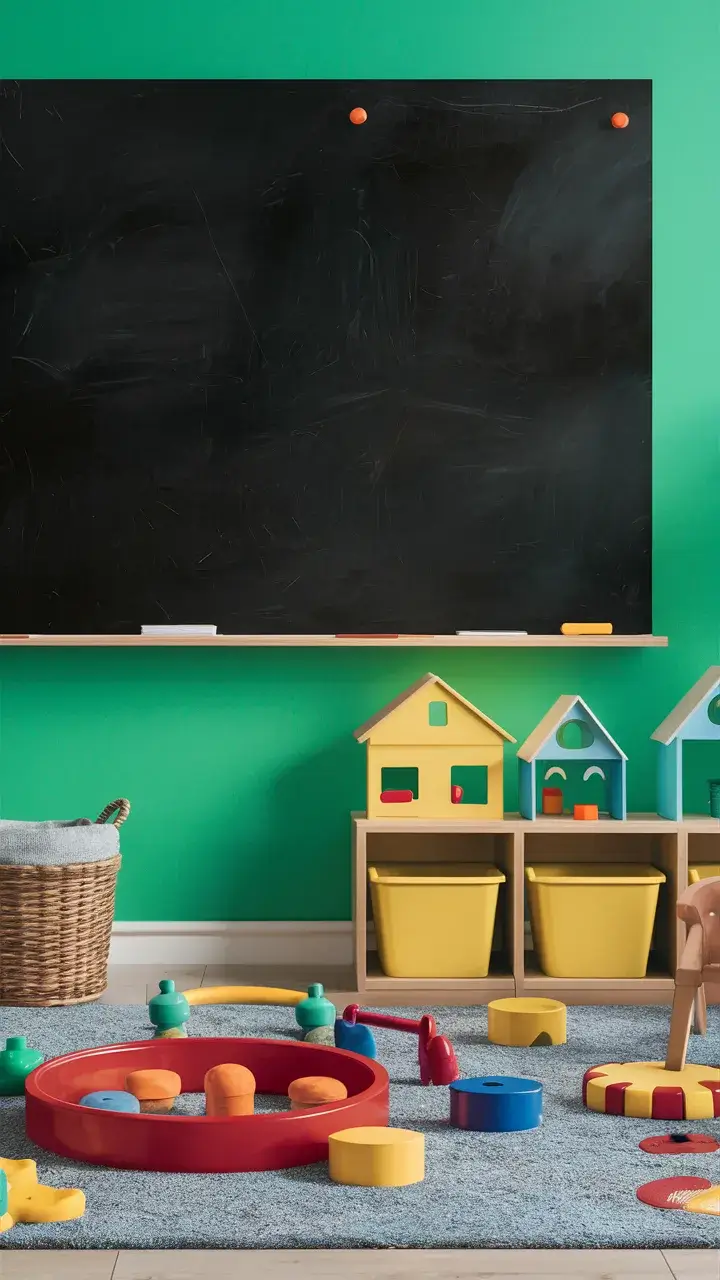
left=542, top=787, right=563, bottom=816
left=287, top=1075, right=348, bottom=1110
left=125, top=1068, right=181, bottom=1114
left=573, top=804, right=599, bottom=821
left=204, top=1063, right=256, bottom=1116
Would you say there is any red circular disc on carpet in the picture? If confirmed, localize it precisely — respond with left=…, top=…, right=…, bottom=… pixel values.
left=640, top=1133, right=720, bottom=1155
left=636, top=1176, right=712, bottom=1210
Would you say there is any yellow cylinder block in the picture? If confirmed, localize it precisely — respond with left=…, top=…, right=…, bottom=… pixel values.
left=488, top=997, right=567, bottom=1047
left=328, top=1127, right=424, bottom=1187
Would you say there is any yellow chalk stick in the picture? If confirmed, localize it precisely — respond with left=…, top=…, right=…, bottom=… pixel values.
left=561, top=623, right=613, bottom=635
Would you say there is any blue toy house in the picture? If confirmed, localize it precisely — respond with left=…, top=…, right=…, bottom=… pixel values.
left=652, top=667, right=720, bottom=820
left=517, top=695, right=627, bottom=820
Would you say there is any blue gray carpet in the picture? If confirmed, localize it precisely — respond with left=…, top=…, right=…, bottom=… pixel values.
left=1, top=1002, right=720, bottom=1249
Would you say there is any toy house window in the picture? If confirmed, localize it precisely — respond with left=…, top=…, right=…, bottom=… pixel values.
left=380, top=767, right=419, bottom=800
left=708, top=696, right=720, bottom=726
left=428, top=701, right=448, bottom=726
left=450, top=765, right=488, bottom=805
left=555, top=719, right=595, bottom=750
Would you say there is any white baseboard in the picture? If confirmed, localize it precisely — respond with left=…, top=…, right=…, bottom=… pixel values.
left=110, top=920, right=354, bottom=967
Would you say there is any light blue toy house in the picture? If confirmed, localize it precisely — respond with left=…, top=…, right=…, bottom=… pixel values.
left=651, top=666, right=720, bottom=820
left=517, top=694, right=627, bottom=820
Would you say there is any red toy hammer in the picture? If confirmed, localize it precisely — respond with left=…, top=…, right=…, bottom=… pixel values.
left=342, top=1004, right=459, bottom=1086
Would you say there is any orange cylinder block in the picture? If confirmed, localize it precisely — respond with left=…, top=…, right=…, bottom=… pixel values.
left=125, top=1069, right=181, bottom=1115
left=287, top=1075, right=348, bottom=1111
left=204, top=1063, right=256, bottom=1116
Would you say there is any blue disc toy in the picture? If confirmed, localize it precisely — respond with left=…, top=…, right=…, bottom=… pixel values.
left=449, top=1076, right=542, bottom=1132
left=79, top=1090, right=141, bottom=1113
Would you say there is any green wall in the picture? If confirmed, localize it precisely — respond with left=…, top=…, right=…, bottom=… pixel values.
left=2, top=2, right=719, bottom=921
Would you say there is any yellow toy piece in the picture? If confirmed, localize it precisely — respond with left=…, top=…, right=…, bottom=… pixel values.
left=354, top=672, right=515, bottom=821
left=488, top=997, right=567, bottom=1047
left=182, top=985, right=305, bottom=1007
left=584, top=1061, right=720, bottom=1119
left=684, top=1185, right=720, bottom=1216
left=0, top=1157, right=85, bottom=1232
left=328, top=1126, right=424, bottom=1187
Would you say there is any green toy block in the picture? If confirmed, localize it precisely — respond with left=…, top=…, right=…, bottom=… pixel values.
left=294, top=983, right=336, bottom=1031
left=0, top=1037, right=44, bottom=1096
left=0, top=1170, right=7, bottom=1218
left=148, top=979, right=190, bottom=1038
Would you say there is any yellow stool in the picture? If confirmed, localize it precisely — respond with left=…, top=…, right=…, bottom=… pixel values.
left=328, top=1127, right=424, bottom=1187
left=488, top=997, right=567, bottom=1047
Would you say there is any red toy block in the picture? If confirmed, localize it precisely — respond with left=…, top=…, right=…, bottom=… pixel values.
left=574, top=803, right=599, bottom=821
left=451, top=785, right=464, bottom=804
left=380, top=789, right=413, bottom=803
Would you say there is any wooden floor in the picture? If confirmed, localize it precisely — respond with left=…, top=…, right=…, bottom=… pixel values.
left=0, top=1248, right=715, bottom=1278
left=3, top=965, right=717, bottom=1279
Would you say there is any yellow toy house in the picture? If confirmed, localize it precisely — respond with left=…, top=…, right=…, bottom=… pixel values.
left=354, top=673, right=515, bottom=820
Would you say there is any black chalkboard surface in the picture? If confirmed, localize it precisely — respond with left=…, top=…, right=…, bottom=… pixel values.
left=0, top=80, right=651, bottom=634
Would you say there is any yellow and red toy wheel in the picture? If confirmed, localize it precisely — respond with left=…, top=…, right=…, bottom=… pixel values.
left=584, top=1062, right=720, bottom=1120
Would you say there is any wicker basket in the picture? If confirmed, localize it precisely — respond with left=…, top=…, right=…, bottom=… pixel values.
left=0, top=798, right=129, bottom=1006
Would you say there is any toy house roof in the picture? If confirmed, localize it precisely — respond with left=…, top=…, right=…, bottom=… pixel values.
left=353, top=672, right=515, bottom=744
left=516, top=694, right=627, bottom=762
left=651, top=667, right=720, bottom=744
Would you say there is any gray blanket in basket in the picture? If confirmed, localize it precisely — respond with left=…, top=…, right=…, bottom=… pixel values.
left=0, top=818, right=120, bottom=865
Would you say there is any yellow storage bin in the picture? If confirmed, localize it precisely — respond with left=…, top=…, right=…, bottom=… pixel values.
left=368, top=863, right=505, bottom=979
left=525, top=863, right=666, bottom=979
left=690, top=865, right=720, bottom=883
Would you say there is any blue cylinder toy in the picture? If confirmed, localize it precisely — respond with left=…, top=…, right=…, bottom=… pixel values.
left=449, top=1076, right=542, bottom=1132
left=79, top=1090, right=141, bottom=1113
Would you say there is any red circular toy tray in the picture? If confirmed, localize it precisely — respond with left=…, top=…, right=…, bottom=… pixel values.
left=25, top=1037, right=389, bottom=1173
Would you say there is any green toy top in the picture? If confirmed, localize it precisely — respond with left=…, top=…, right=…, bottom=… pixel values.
left=294, top=982, right=336, bottom=1031
left=0, top=1036, right=44, bottom=1096
left=148, top=979, right=191, bottom=1032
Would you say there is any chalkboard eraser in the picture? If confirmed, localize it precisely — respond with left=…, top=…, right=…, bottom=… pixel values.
left=141, top=624, right=218, bottom=635
left=561, top=622, right=613, bottom=635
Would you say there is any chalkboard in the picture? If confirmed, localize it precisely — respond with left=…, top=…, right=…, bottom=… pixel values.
left=0, top=80, right=651, bottom=634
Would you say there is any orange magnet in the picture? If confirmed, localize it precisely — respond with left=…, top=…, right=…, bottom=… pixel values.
left=349, top=107, right=368, bottom=126
left=611, top=112, right=629, bottom=129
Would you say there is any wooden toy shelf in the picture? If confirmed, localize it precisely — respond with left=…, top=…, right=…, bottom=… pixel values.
left=0, top=634, right=668, bottom=648
left=351, top=813, right=720, bottom=1005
